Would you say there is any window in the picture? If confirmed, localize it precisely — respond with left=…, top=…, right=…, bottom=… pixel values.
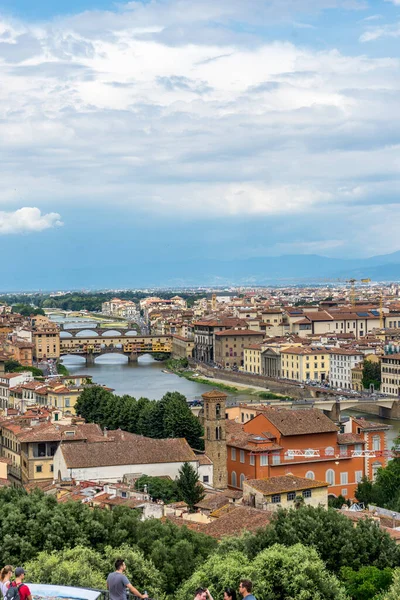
left=250, top=454, right=255, bottom=466
left=231, top=471, right=237, bottom=487
left=216, top=403, right=221, bottom=418
left=355, top=470, right=363, bottom=483
left=305, top=471, right=315, bottom=480
left=325, top=446, right=335, bottom=456
left=302, top=489, right=312, bottom=498
left=65, top=398, right=70, bottom=408
left=271, top=494, right=281, bottom=504
left=326, top=469, right=335, bottom=485
left=260, top=455, right=268, bottom=466
left=341, top=489, right=348, bottom=496
left=354, top=443, right=363, bottom=453
left=203, top=475, right=209, bottom=483
left=240, top=473, right=245, bottom=489
left=240, top=450, right=245, bottom=463
left=272, top=452, right=280, bottom=465
left=36, top=465, right=42, bottom=473
left=231, top=447, right=236, bottom=461
left=339, top=445, right=348, bottom=456
left=372, top=436, right=381, bottom=451
left=340, top=472, right=348, bottom=485
left=287, top=491, right=296, bottom=501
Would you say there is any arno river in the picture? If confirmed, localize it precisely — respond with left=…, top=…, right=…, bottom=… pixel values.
left=53, top=314, right=400, bottom=443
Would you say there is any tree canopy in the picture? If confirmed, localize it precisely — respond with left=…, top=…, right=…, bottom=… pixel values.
left=75, top=388, right=204, bottom=449
left=362, top=360, right=381, bottom=390
left=356, top=445, right=400, bottom=511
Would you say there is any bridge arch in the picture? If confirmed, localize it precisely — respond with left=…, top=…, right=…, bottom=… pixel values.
left=60, top=331, right=73, bottom=338
left=75, top=329, right=99, bottom=337
left=125, top=330, right=138, bottom=336
left=100, top=329, right=124, bottom=337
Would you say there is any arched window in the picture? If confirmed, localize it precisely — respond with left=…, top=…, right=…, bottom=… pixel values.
left=231, top=471, right=237, bottom=487
left=218, top=426, right=222, bottom=441
left=206, top=404, right=209, bottom=418
left=325, top=446, right=335, bottom=457
left=207, top=427, right=210, bottom=440
left=215, top=403, right=221, bottom=418
left=215, top=427, right=220, bottom=440
left=305, top=471, right=315, bottom=480
left=240, top=473, right=246, bottom=489
left=326, top=469, right=335, bottom=485
left=372, top=435, right=381, bottom=451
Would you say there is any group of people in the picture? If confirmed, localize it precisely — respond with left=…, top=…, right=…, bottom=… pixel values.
left=0, top=566, right=31, bottom=600
left=194, top=580, right=256, bottom=600
left=107, top=560, right=257, bottom=600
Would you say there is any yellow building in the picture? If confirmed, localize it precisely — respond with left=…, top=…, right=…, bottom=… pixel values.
left=280, top=346, right=330, bottom=383
left=32, top=317, right=60, bottom=360
left=243, top=344, right=263, bottom=374
left=243, top=475, right=328, bottom=511
left=46, top=383, right=81, bottom=414
left=352, top=363, right=364, bottom=391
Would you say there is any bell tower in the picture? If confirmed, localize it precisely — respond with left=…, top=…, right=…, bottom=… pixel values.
left=202, top=390, right=228, bottom=489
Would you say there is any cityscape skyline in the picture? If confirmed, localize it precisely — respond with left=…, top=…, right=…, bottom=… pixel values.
left=1, top=0, right=400, bottom=287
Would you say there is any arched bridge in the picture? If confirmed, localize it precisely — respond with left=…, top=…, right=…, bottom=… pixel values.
left=60, top=334, right=172, bottom=364
left=60, top=327, right=139, bottom=337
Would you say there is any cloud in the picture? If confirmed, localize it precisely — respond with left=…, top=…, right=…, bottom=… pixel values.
left=0, top=208, right=63, bottom=234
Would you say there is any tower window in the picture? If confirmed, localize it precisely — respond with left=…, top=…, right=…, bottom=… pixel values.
left=216, top=403, right=221, bottom=418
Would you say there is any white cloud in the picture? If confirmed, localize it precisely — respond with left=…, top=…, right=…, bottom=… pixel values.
left=0, top=207, right=63, bottom=234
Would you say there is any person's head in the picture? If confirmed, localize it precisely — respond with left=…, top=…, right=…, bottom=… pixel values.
left=194, top=588, right=207, bottom=600
left=14, top=568, right=25, bottom=582
left=0, top=566, right=12, bottom=582
left=224, top=588, right=237, bottom=600
left=239, top=580, right=252, bottom=597
left=115, top=559, right=126, bottom=572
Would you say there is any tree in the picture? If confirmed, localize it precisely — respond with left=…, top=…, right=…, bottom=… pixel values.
left=177, top=544, right=347, bottom=600
left=355, top=477, right=376, bottom=507
left=135, top=475, right=179, bottom=503
left=340, top=566, right=393, bottom=600
left=355, top=453, right=400, bottom=511
left=176, top=462, right=205, bottom=511
left=383, top=568, right=400, bottom=600
left=362, top=360, right=381, bottom=390
left=328, top=494, right=351, bottom=509
left=4, top=360, right=21, bottom=372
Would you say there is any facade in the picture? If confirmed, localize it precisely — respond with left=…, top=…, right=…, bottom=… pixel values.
left=352, top=363, right=364, bottom=391
left=193, top=317, right=248, bottom=363
left=280, top=347, right=330, bottom=382
left=226, top=408, right=388, bottom=499
left=381, top=353, right=400, bottom=396
left=261, top=348, right=281, bottom=378
left=32, top=318, right=60, bottom=360
left=54, top=430, right=199, bottom=483
left=214, top=330, right=264, bottom=369
left=243, top=475, right=328, bottom=510
left=203, top=390, right=228, bottom=489
left=0, top=372, right=33, bottom=411
left=329, top=349, right=364, bottom=389
left=243, top=344, right=262, bottom=374
left=172, top=335, right=195, bottom=359
left=344, top=417, right=389, bottom=481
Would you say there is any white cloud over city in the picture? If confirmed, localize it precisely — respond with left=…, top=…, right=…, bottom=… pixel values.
left=0, top=208, right=62, bottom=234
left=1, top=0, right=400, bottom=255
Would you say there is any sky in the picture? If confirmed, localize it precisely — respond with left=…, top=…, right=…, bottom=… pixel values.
left=1, top=0, right=400, bottom=289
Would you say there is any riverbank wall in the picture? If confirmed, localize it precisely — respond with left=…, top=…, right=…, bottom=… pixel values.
left=193, top=363, right=310, bottom=400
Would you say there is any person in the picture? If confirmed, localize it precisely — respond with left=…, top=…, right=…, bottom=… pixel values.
left=238, top=580, right=256, bottom=600
left=0, top=566, right=12, bottom=598
left=205, top=587, right=236, bottom=600
left=6, top=568, right=31, bottom=600
left=107, top=559, right=148, bottom=600
left=194, top=589, right=207, bottom=600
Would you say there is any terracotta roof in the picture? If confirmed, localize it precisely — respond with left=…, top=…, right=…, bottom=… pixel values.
left=253, top=407, right=338, bottom=436
left=195, top=493, right=230, bottom=511
left=337, top=433, right=365, bottom=445
left=202, top=390, right=228, bottom=399
left=244, top=344, right=263, bottom=350
left=352, top=417, right=391, bottom=431
left=16, top=422, right=103, bottom=443
left=215, top=329, right=264, bottom=337
left=193, top=318, right=247, bottom=327
left=203, top=506, right=272, bottom=539
left=164, top=515, right=208, bottom=534
left=245, top=475, right=328, bottom=495
left=60, top=430, right=197, bottom=469
left=196, top=453, right=213, bottom=465
left=281, top=346, right=329, bottom=355
left=226, top=420, right=282, bottom=452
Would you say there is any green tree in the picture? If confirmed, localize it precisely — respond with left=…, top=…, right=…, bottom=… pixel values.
left=355, top=477, right=376, bottom=507
left=362, top=360, right=381, bottom=390
left=176, top=462, right=205, bottom=511
left=340, top=566, right=393, bottom=600
left=135, top=475, right=179, bottom=503
left=328, top=494, right=351, bottom=509
left=383, top=568, right=400, bottom=600
left=4, top=360, right=21, bottom=372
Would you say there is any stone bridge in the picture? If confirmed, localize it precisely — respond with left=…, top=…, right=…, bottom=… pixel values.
left=258, top=397, right=400, bottom=420
left=60, top=334, right=172, bottom=364
left=60, top=326, right=139, bottom=337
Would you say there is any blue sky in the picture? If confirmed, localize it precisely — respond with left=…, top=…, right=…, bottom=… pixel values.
left=1, top=0, right=400, bottom=289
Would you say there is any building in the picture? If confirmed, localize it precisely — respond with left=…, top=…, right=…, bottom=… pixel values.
left=352, top=362, right=364, bottom=391
left=261, top=348, right=281, bottom=378
left=193, top=317, right=248, bottom=363
left=172, top=335, right=195, bottom=359
left=344, top=417, right=390, bottom=481
left=54, top=429, right=200, bottom=483
left=226, top=408, right=387, bottom=499
left=381, top=353, right=400, bottom=396
left=32, top=318, right=60, bottom=360
left=243, top=344, right=263, bottom=374
left=280, top=347, right=330, bottom=382
left=214, top=330, right=264, bottom=369
left=203, top=390, right=228, bottom=489
left=0, top=372, right=33, bottom=411
left=329, top=349, right=364, bottom=389
left=243, top=475, right=328, bottom=510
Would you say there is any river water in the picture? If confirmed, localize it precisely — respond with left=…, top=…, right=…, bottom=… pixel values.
left=52, top=314, right=400, bottom=442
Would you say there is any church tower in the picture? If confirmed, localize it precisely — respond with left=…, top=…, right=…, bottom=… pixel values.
left=202, top=390, right=228, bottom=489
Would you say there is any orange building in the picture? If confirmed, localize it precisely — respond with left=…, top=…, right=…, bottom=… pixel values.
left=226, top=407, right=389, bottom=500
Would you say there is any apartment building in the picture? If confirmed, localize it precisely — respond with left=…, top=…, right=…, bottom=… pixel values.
left=0, top=372, right=33, bottom=411
left=243, top=475, right=328, bottom=511
left=32, top=317, right=60, bottom=360
left=227, top=408, right=388, bottom=498
left=329, top=349, right=364, bottom=389
left=243, top=344, right=263, bottom=374
left=280, top=347, right=330, bottom=382
left=193, top=317, right=247, bottom=363
left=214, top=330, right=264, bottom=369
left=381, top=353, right=400, bottom=396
